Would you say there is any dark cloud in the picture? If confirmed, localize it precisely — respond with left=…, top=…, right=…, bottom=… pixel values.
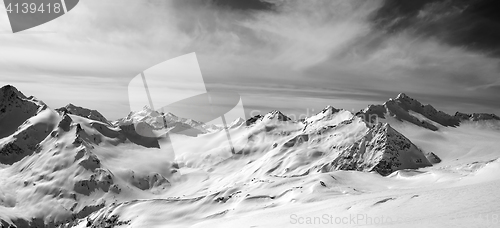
left=2, top=0, right=499, bottom=119
left=171, top=0, right=275, bottom=12
left=210, top=0, right=275, bottom=11
left=372, top=0, right=500, bottom=56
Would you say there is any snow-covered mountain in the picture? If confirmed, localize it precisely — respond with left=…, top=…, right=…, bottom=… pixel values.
left=1, top=85, right=500, bottom=228
left=0, top=85, right=57, bottom=165
left=56, top=104, right=109, bottom=124
left=116, top=106, right=223, bottom=137
left=357, top=93, right=498, bottom=131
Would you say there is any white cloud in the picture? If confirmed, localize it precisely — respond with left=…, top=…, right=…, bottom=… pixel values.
left=0, top=0, right=498, bottom=119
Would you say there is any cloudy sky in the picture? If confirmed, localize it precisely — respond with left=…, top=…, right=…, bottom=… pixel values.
left=0, top=0, right=499, bottom=120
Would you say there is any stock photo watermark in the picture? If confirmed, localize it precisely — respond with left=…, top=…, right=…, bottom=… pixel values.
left=128, top=52, right=247, bottom=156
left=127, top=51, right=384, bottom=159
left=289, top=213, right=500, bottom=226
left=290, top=213, right=398, bottom=226
left=3, top=0, right=79, bottom=33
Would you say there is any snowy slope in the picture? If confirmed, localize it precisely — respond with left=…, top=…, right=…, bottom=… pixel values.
left=1, top=86, right=499, bottom=228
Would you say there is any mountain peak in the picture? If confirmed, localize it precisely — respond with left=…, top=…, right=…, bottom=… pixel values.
left=1, top=84, right=27, bottom=101
left=229, top=117, right=246, bottom=128
left=455, top=112, right=500, bottom=121
left=265, top=110, right=291, bottom=121
left=321, top=105, right=340, bottom=114
left=0, top=85, right=47, bottom=138
left=358, top=93, right=460, bottom=131
left=368, top=122, right=433, bottom=175
left=324, top=121, right=433, bottom=176
left=395, top=92, right=410, bottom=100
left=391, top=93, right=421, bottom=107
left=57, top=104, right=108, bottom=124
left=1, top=84, right=19, bottom=92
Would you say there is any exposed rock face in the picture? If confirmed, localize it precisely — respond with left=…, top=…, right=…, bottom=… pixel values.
left=265, top=110, right=291, bottom=121
left=325, top=123, right=432, bottom=176
left=118, top=124, right=160, bottom=148
left=76, top=149, right=101, bottom=171
left=56, top=103, right=109, bottom=123
left=0, top=86, right=54, bottom=164
left=0, top=122, right=54, bottom=164
left=358, top=104, right=438, bottom=131
left=0, top=142, right=26, bottom=165
left=455, top=112, right=500, bottom=121
left=72, top=123, right=103, bottom=145
left=283, top=134, right=309, bottom=148
left=127, top=171, right=170, bottom=190
left=383, top=99, right=441, bottom=131
left=248, top=109, right=433, bottom=177
left=246, top=111, right=291, bottom=127
left=356, top=93, right=496, bottom=131
left=73, top=169, right=114, bottom=196
left=392, top=93, right=460, bottom=127
left=58, top=114, right=73, bottom=132
left=246, top=115, right=263, bottom=126
left=426, top=152, right=442, bottom=164
left=0, top=85, right=46, bottom=138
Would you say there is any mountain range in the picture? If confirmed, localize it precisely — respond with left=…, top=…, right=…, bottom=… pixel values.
left=1, top=85, right=499, bottom=227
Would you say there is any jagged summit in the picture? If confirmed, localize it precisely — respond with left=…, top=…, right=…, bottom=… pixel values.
left=56, top=103, right=109, bottom=124
left=229, top=117, right=246, bottom=128
left=265, top=110, right=291, bottom=121
left=395, top=92, right=409, bottom=100
left=245, top=114, right=263, bottom=126
left=328, top=122, right=432, bottom=175
left=244, top=110, right=292, bottom=126
left=0, top=84, right=27, bottom=100
left=306, top=105, right=342, bottom=121
left=0, top=85, right=48, bottom=139
left=358, top=93, right=461, bottom=131
left=320, top=105, right=340, bottom=115
left=455, top=112, right=500, bottom=121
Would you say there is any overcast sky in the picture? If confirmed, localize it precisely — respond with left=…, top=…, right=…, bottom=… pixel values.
left=1, top=0, right=499, bottom=120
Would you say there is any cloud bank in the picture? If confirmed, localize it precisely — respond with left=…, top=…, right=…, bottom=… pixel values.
left=0, top=0, right=498, bottom=120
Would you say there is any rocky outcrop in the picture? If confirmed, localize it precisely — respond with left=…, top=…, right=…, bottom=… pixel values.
left=57, top=114, right=73, bottom=132
left=455, top=112, right=500, bottom=121
left=392, top=93, right=460, bottom=127
left=425, top=152, right=442, bottom=164
left=245, top=111, right=291, bottom=126
left=119, top=124, right=160, bottom=148
left=357, top=93, right=500, bottom=131
left=246, top=115, right=263, bottom=126
left=0, top=142, right=27, bottom=165
left=73, top=169, right=114, bottom=196
left=265, top=110, right=291, bottom=121
left=358, top=93, right=460, bottom=131
left=0, top=120, right=53, bottom=165
left=0, top=85, right=45, bottom=138
left=327, top=123, right=432, bottom=176
left=56, top=103, right=108, bottom=123
left=126, top=170, right=170, bottom=190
